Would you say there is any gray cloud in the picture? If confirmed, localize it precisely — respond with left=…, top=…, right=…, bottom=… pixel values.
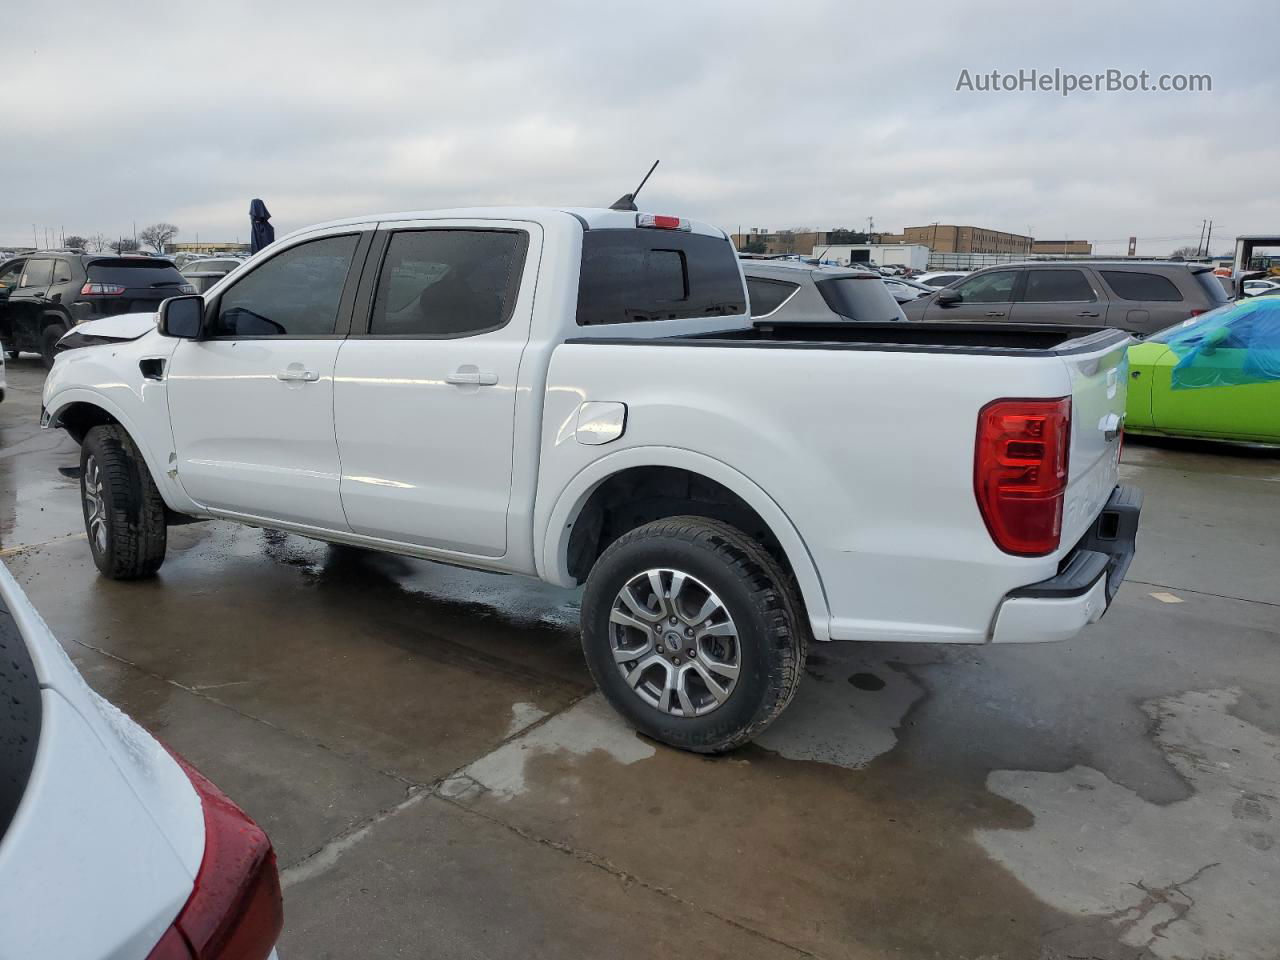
left=4, top=0, right=1275, bottom=255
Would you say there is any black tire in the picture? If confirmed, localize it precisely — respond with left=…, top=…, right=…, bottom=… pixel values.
left=80, top=425, right=167, bottom=579
left=580, top=516, right=806, bottom=753
left=39, top=322, right=68, bottom=369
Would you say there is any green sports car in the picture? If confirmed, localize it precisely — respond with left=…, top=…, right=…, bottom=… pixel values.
left=1126, top=297, right=1280, bottom=444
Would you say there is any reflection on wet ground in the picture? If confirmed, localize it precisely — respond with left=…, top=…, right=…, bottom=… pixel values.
left=3, top=361, right=1279, bottom=958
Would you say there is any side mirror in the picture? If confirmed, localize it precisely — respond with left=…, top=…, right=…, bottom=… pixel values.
left=936, top=287, right=962, bottom=306
left=159, top=295, right=205, bottom=339
left=1200, top=325, right=1230, bottom=356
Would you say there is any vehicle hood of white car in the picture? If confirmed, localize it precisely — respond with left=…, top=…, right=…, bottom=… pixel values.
left=65, top=311, right=161, bottom=342
left=0, top=566, right=205, bottom=923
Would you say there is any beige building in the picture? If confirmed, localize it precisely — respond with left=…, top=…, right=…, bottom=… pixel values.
left=1030, top=239, right=1093, bottom=255
left=902, top=225, right=1034, bottom=255
left=169, top=241, right=251, bottom=254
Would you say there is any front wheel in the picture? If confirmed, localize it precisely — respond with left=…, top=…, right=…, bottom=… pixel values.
left=580, top=517, right=807, bottom=753
left=80, top=425, right=168, bottom=579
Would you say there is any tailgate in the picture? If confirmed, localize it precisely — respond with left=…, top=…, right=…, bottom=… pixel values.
left=1060, top=333, right=1131, bottom=548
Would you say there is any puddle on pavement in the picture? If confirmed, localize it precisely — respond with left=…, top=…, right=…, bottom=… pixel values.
left=978, top=687, right=1280, bottom=960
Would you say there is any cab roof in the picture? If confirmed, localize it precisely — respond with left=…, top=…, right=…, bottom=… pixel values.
left=280, top=207, right=729, bottom=245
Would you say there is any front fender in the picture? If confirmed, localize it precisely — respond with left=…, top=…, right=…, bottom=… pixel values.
left=536, top=445, right=832, bottom=642
left=43, top=342, right=198, bottom=515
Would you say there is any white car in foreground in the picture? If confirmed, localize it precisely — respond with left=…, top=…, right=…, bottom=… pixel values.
left=43, top=205, right=1141, bottom=754
left=0, top=565, right=282, bottom=959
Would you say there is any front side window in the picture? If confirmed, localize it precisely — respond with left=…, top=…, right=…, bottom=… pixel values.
left=0, top=260, right=24, bottom=290
left=368, top=229, right=529, bottom=337
left=955, top=270, right=1018, bottom=303
left=746, top=277, right=799, bottom=316
left=1020, top=269, right=1096, bottom=303
left=211, top=234, right=358, bottom=337
left=1100, top=270, right=1182, bottom=302
left=19, top=259, right=53, bottom=289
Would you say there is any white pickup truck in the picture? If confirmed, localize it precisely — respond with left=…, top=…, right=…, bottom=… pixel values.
left=42, top=207, right=1141, bottom=752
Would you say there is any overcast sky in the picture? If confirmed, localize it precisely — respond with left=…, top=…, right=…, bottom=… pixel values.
left=4, top=0, right=1275, bottom=255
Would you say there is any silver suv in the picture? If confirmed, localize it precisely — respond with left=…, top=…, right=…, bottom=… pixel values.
left=900, top=260, right=1228, bottom=334
left=742, top=259, right=906, bottom=323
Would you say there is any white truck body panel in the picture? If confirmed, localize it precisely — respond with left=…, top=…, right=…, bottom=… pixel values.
left=42, top=206, right=1132, bottom=651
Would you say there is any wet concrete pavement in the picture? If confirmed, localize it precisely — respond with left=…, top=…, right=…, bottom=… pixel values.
left=2, top=358, right=1278, bottom=959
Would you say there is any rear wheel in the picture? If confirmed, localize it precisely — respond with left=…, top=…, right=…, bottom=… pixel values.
left=580, top=516, right=806, bottom=753
left=80, top=425, right=167, bottom=579
left=39, top=322, right=68, bottom=368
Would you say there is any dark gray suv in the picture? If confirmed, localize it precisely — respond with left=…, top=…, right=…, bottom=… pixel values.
left=900, top=260, right=1228, bottom=334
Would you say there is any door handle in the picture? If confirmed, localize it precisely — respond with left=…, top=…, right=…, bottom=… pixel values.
left=985, top=311, right=1006, bottom=317
left=1077, top=311, right=1101, bottom=318
left=446, top=370, right=498, bottom=386
left=276, top=368, right=319, bottom=382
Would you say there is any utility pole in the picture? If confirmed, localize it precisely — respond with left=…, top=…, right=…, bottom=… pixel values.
left=32, top=225, right=38, bottom=249
left=1196, top=219, right=1207, bottom=257
left=1204, top=220, right=1214, bottom=258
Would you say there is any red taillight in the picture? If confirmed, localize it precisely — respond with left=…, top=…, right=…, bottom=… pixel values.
left=1189, top=308, right=1206, bottom=317
left=81, top=282, right=126, bottom=295
left=146, top=751, right=283, bottom=960
left=636, top=213, right=691, bottom=231
left=974, top=397, right=1071, bottom=556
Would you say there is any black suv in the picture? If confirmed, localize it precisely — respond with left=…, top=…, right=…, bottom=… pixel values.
left=0, top=254, right=193, bottom=366
left=900, top=260, right=1228, bottom=335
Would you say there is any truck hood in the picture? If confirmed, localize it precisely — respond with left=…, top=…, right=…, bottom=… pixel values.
left=68, top=311, right=159, bottom=342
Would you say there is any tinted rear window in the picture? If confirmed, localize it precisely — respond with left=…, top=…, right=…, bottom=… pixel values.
left=1021, top=269, right=1096, bottom=302
left=816, top=276, right=905, bottom=322
left=1100, top=270, right=1183, bottom=302
left=746, top=277, right=800, bottom=316
left=576, top=230, right=745, bottom=325
left=1193, top=270, right=1231, bottom=306
left=88, top=259, right=186, bottom=286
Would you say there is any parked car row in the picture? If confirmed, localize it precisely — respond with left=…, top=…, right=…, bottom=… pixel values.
left=0, top=253, right=194, bottom=366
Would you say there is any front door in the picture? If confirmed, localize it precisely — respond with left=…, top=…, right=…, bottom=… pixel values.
left=333, top=222, right=539, bottom=557
left=10, top=258, right=52, bottom=351
left=167, top=231, right=368, bottom=529
left=924, top=268, right=1021, bottom=321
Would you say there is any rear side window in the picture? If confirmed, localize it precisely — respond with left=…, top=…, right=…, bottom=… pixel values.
left=1021, top=269, right=1096, bottom=303
left=746, top=277, right=799, bottom=316
left=19, top=259, right=53, bottom=288
left=212, top=234, right=359, bottom=337
left=1192, top=270, right=1231, bottom=306
left=88, top=259, right=187, bottom=287
left=52, top=260, right=73, bottom=284
left=369, top=229, right=528, bottom=338
left=1100, top=270, right=1183, bottom=302
left=576, top=230, right=745, bottom=325
left=816, top=276, right=905, bottom=322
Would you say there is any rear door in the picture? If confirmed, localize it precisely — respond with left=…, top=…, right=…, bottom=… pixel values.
left=333, top=220, right=539, bottom=556
left=1009, top=267, right=1104, bottom=325
left=167, top=229, right=370, bottom=529
left=923, top=268, right=1021, bottom=321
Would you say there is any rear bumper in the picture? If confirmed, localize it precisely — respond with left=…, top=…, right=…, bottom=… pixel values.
left=991, top=483, right=1142, bottom=643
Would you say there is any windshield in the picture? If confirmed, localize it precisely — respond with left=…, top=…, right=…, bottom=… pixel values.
left=816, top=276, right=906, bottom=322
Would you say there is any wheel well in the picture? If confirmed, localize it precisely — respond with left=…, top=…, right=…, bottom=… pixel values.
left=566, top=466, right=797, bottom=588
left=41, top=311, right=71, bottom=330
left=55, top=402, right=120, bottom=444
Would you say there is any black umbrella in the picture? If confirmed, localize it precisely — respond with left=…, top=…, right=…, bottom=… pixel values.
left=249, top=199, right=274, bottom=254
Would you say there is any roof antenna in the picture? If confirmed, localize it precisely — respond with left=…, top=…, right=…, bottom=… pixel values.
left=610, top=160, right=660, bottom=211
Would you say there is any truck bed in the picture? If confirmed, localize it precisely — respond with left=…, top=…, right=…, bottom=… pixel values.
left=570, top=321, right=1126, bottom=356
